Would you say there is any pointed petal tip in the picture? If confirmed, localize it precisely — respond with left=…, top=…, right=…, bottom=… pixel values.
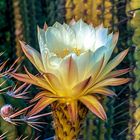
left=120, top=48, right=129, bottom=57
left=96, top=23, right=104, bottom=29
left=112, top=32, right=119, bottom=45
left=43, top=23, right=48, bottom=31
left=70, top=18, right=76, bottom=25
left=100, top=23, right=104, bottom=27
left=19, top=40, right=26, bottom=46
left=37, top=25, right=46, bottom=33
left=37, top=25, right=40, bottom=32
left=104, top=115, right=107, bottom=121
left=79, top=95, right=107, bottom=121
left=102, top=113, right=107, bottom=121
left=114, top=31, right=119, bottom=38
left=125, top=48, right=129, bottom=53
left=115, top=31, right=119, bottom=36
left=127, top=78, right=133, bottom=83
left=97, top=105, right=107, bottom=121
left=18, top=40, right=27, bottom=52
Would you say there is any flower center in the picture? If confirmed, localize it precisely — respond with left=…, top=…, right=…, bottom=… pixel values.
left=55, top=48, right=81, bottom=58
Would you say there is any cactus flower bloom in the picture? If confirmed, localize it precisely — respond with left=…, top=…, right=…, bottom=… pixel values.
left=11, top=19, right=130, bottom=139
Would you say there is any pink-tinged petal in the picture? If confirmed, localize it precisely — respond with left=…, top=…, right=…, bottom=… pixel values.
left=106, top=68, right=131, bottom=78
left=79, top=95, right=107, bottom=120
left=10, top=72, right=54, bottom=93
left=76, top=49, right=105, bottom=80
left=105, top=49, right=129, bottom=72
left=27, top=97, right=56, bottom=117
left=73, top=76, right=92, bottom=96
left=10, top=73, right=37, bottom=85
left=44, top=73, right=62, bottom=90
left=104, top=32, right=119, bottom=63
left=92, top=56, right=105, bottom=81
left=67, top=101, right=78, bottom=123
left=69, top=18, right=76, bottom=25
left=87, top=78, right=131, bottom=94
left=32, top=53, right=44, bottom=71
left=97, top=49, right=129, bottom=82
left=43, top=23, right=48, bottom=31
left=19, top=41, right=35, bottom=62
left=92, top=78, right=131, bottom=89
left=19, top=41, right=45, bottom=72
left=88, top=88, right=116, bottom=97
left=24, top=67, right=54, bottom=93
left=60, top=55, right=78, bottom=86
left=76, top=51, right=92, bottom=80
left=30, top=91, right=59, bottom=103
left=112, top=32, right=119, bottom=47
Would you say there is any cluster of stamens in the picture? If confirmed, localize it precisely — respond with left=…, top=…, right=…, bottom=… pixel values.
left=55, top=48, right=81, bottom=58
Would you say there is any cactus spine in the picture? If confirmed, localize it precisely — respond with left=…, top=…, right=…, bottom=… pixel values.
left=0, top=76, right=34, bottom=140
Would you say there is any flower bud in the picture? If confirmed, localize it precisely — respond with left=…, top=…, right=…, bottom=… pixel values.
left=0, top=104, right=13, bottom=118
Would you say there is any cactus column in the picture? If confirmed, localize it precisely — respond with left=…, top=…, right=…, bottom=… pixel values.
left=126, top=0, right=140, bottom=139
left=12, top=0, right=24, bottom=60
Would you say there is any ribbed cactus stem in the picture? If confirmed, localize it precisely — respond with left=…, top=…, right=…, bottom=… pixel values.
left=126, top=0, right=140, bottom=139
left=52, top=101, right=88, bottom=140
left=12, top=0, right=24, bottom=59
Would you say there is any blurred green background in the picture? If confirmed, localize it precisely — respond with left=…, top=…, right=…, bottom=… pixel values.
left=0, top=0, right=140, bottom=140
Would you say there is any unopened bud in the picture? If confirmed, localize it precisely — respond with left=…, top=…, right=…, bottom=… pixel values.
left=0, top=104, right=13, bottom=118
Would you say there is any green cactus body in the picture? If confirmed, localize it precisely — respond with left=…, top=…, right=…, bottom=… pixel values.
left=126, top=0, right=140, bottom=139
left=65, top=0, right=103, bottom=26
left=12, top=0, right=24, bottom=60
left=104, top=98, right=114, bottom=140
left=82, top=113, right=97, bottom=140
left=130, top=10, right=140, bottom=140
left=112, top=0, right=131, bottom=140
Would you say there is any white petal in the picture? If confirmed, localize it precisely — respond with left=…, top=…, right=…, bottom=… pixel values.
left=104, top=32, right=119, bottom=64
left=94, top=27, right=108, bottom=51
left=37, top=27, right=48, bottom=70
left=45, top=27, right=62, bottom=51
left=59, top=54, right=78, bottom=87
left=37, top=27, right=46, bottom=51
left=49, top=55, right=62, bottom=68
left=71, top=19, right=96, bottom=51
left=45, top=25, right=76, bottom=53
left=75, top=47, right=106, bottom=80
